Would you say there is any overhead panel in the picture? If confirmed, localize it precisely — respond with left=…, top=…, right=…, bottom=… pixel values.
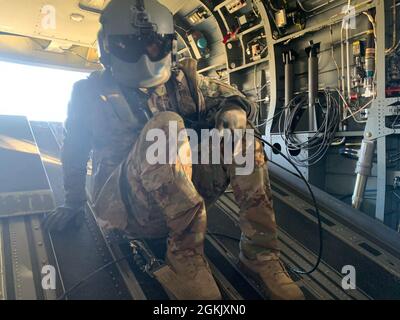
left=0, top=0, right=104, bottom=47
left=79, top=0, right=109, bottom=13
left=158, top=0, right=186, bottom=15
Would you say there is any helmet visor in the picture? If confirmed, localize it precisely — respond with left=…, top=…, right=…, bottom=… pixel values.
left=108, top=33, right=175, bottom=63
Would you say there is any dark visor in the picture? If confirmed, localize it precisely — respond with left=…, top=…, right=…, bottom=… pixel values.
left=108, top=33, right=175, bottom=63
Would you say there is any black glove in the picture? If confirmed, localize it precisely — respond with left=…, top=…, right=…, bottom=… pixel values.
left=42, top=206, right=85, bottom=232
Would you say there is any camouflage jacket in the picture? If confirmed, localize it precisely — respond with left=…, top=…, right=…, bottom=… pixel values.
left=62, top=58, right=256, bottom=208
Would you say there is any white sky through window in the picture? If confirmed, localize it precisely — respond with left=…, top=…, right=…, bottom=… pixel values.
left=0, top=60, right=88, bottom=122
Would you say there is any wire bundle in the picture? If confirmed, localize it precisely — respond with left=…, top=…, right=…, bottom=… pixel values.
left=389, top=151, right=400, bottom=164
left=278, top=90, right=341, bottom=166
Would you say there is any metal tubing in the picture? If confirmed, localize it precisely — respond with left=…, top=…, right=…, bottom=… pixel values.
left=346, top=27, right=352, bottom=99
left=305, top=42, right=320, bottom=131
left=340, top=27, right=347, bottom=117
left=283, top=50, right=296, bottom=108
left=352, top=139, right=375, bottom=209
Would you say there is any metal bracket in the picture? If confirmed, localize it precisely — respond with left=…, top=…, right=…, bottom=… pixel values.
left=129, top=240, right=164, bottom=277
left=364, top=98, right=400, bottom=140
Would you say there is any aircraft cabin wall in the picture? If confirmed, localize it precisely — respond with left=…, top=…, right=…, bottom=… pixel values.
left=172, top=0, right=399, bottom=230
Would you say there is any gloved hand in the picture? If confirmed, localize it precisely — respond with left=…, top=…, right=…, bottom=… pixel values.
left=42, top=205, right=85, bottom=232
left=215, top=105, right=247, bottom=132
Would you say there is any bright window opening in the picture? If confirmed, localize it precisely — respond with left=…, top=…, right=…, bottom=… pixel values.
left=0, top=61, right=88, bottom=122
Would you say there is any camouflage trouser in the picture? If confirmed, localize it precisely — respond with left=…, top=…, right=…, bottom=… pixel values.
left=121, top=111, right=279, bottom=260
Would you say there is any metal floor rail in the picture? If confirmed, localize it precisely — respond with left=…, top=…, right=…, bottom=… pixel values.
left=267, top=163, right=400, bottom=299
left=0, top=115, right=60, bottom=299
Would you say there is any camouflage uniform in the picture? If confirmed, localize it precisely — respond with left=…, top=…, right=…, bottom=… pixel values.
left=62, top=59, right=279, bottom=260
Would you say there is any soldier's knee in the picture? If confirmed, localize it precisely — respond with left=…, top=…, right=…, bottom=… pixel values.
left=132, top=111, right=192, bottom=181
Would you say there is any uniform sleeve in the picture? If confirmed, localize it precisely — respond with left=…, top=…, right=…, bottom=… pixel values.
left=61, top=80, right=93, bottom=208
left=197, top=74, right=258, bottom=125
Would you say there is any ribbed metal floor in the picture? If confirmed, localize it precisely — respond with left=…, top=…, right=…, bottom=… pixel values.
left=0, top=116, right=58, bottom=299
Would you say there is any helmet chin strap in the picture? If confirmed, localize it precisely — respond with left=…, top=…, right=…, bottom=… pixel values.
left=171, top=38, right=178, bottom=70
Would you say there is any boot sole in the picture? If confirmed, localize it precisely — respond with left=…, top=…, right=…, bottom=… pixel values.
left=154, top=264, right=221, bottom=300
left=238, top=254, right=305, bottom=300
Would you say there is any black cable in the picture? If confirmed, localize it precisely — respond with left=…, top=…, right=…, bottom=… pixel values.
left=255, top=96, right=301, bottom=129
left=268, top=0, right=282, bottom=12
left=268, top=157, right=302, bottom=179
left=254, top=133, right=323, bottom=275
left=286, top=92, right=338, bottom=165
left=389, top=150, right=400, bottom=163
left=57, top=104, right=324, bottom=296
left=57, top=253, right=134, bottom=300
left=279, top=90, right=340, bottom=167
left=56, top=151, right=321, bottom=299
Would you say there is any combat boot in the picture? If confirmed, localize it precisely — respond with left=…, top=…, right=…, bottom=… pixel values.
left=160, top=248, right=222, bottom=300
left=239, top=252, right=305, bottom=300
